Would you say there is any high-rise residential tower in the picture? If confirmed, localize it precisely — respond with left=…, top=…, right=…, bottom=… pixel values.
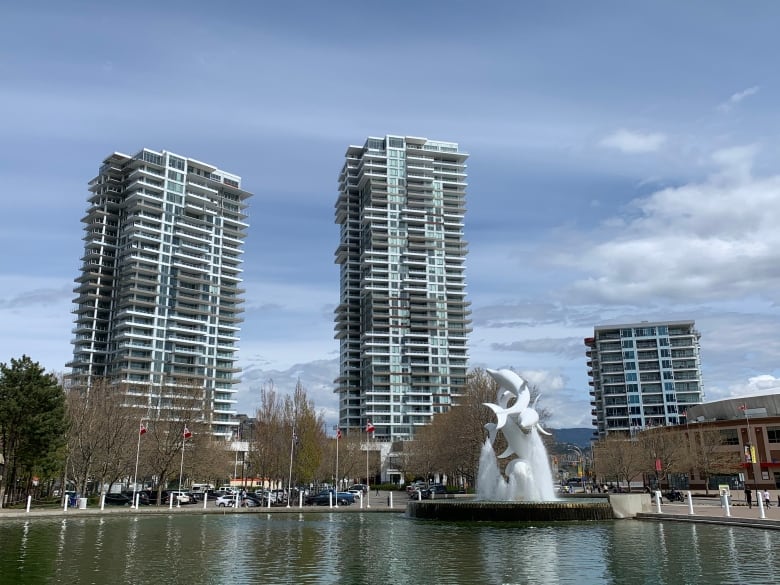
left=585, top=320, right=704, bottom=438
left=334, top=135, right=471, bottom=442
left=68, top=148, right=251, bottom=437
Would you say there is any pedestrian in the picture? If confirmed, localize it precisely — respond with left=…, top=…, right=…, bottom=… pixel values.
left=763, top=489, right=771, bottom=508
left=745, top=487, right=752, bottom=509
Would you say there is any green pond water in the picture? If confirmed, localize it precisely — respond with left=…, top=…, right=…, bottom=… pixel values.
left=0, top=512, right=778, bottom=584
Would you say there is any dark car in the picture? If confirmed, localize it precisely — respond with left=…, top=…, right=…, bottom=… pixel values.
left=104, top=493, right=132, bottom=506
left=242, top=495, right=262, bottom=507
left=306, top=490, right=354, bottom=506
left=122, top=491, right=151, bottom=506
left=421, top=485, right=449, bottom=500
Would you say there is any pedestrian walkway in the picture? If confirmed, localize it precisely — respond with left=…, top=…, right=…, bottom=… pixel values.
left=638, top=496, right=780, bottom=530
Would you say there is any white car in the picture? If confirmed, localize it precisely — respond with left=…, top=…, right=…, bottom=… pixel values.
left=165, top=491, right=192, bottom=505
left=215, top=494, right=236, bottom=507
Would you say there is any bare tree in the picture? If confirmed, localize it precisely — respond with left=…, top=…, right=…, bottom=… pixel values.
left=65, top=379, right=137, bottom=496
left=685, top=427, right=741, bottom=494
left=592, top=434, right=645, bottom=491
left=637, top=426, right=690, bottom=489
left=250, top=381, right=288, bottom=488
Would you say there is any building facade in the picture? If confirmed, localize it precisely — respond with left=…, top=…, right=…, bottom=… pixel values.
left=585, top=320, right=704, bottom=438
left=334, top=135, right=471, bottom=442
left=68, top=148, right=251, bottom=437
left=686, top=396, right=780, bottom=491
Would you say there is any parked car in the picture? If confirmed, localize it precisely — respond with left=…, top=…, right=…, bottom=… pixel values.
left=163, top=491, right=192, bottom=505
left=215, top=494, right=236, bottom=507
left=104, top=493, right=132, bottom=506
left=117, top=491, right=151, bottom=506
left=348, top=484, right=368, bottom=494
left=421, top=484, right=448, bottom=500
left=241, top=495, right=262, bottom=507
left=306, top=490, right=354, bottom=506
left=406, top=482, right=426, bottom=495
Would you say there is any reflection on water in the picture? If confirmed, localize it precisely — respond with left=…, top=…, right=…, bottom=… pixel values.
left=2, top=513, right=780, bottom=584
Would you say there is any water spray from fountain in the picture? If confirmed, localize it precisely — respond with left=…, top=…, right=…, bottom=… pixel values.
left=476, top=369, right=557, bottom=501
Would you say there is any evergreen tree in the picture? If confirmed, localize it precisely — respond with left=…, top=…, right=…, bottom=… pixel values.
left=0, top=356, right=67, bottom=507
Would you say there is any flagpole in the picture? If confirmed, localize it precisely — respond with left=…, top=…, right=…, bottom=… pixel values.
left=334, top=426, right=340, bottom=500
left=287, top=427, right=295, bottom=508
left=131, top=419, right=145, bottom=509
left=366, top=423, right=370, bottom=509
left=177, top=427, right=188, bottom=508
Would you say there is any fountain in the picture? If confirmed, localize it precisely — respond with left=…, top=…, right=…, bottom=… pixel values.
left=407, top=368, right=614, bottom=522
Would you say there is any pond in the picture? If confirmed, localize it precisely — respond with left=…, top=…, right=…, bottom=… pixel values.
left=1, top=512, right=778, bottom=584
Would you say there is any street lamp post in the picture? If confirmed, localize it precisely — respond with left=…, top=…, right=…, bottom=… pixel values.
left=568, top=446, right=585, bottom=492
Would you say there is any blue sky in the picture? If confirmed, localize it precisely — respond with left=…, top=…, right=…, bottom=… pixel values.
left=3, top=1, right=780, bottom=430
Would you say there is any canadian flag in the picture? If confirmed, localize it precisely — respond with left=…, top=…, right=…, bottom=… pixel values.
left=366, top=421, right=375, bottom=434
left=183, top=427, right=192, bottom=439
left=139, top=423, right=147, bottom=436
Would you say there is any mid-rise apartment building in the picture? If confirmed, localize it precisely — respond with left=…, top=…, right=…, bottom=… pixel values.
left=585, top=320, right=704, bottom=438
left=334, top=135, right=471, bottom=442
left=68, top=148, right=251, bottom=437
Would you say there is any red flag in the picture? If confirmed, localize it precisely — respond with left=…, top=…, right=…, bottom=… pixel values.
left=336, top=428, right=342, bottom=439
left=183, top=427, right=192, bottom=439
left=366, top=421, right=375, bottom=434
left=139, top=423, right=147, bottom=436
left=739, top=404, right=747, bottom=411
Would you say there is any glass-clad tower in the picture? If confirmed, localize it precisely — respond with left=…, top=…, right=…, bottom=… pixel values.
left=334, top=135, right=471, bottom=442
left=68, top=148, right=251, bottom=437
left=585, top=320, right=704, bottom=439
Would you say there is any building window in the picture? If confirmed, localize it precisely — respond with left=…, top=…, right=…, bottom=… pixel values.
left=168, top=156, right=185, bottom=171
left=768, top=427, right=780, bottom=443
left=635, top=327, right=657, bottom=337
left=720, top=429, right=739, bottom=445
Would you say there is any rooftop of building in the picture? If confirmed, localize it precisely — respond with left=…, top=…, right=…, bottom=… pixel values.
left=688, top=393, right=780, bottom=422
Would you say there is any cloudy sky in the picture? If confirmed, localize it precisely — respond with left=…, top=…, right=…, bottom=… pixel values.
left=3, top=1, right=780, bottom=430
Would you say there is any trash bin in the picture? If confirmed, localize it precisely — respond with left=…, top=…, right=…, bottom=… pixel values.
left=78, top=497, right=88, bottom=509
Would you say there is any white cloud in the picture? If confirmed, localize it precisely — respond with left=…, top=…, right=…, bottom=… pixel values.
left=557, top=146, right=780, bottom=304
left=717, top=85, right=760, bottom=112
left=599, top=129, right=667, bottom=153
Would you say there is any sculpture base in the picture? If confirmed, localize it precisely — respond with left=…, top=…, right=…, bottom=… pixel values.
left=407, top=500, right=614, bottom=522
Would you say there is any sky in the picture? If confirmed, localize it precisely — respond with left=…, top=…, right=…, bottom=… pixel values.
left=3, top=1, right=780, bottom=431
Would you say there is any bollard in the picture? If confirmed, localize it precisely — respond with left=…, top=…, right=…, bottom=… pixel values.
left=299, top=491, right=303, bottom=508
left=758, top=492, right=766, bottom=519
left=63, top=494, right=68, bottom=513
left=203, top=493, right=208, bottom=510
left=100, top=493, right=105, bottom=511
left=267, top=494, right=271, bottom=509
left=722, top=493, right=731, bottom=517
left=687, top=491, right=694, bottom=515
left=329, top=492, right=333, bottom=508
left=26, top=495, right=32, bottom=513
left=655, top=490, right=662, bottom=513
left=359, top=493, right=363, bottom=509
left=418, top=490, right=422, bottom=502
